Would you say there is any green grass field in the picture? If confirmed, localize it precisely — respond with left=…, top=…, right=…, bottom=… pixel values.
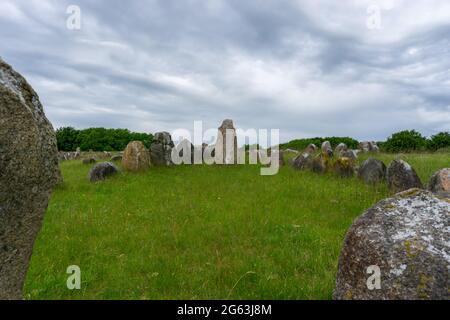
left=24, top=152, right=449, bottom=300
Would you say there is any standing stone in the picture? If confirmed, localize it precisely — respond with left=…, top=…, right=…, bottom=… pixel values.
left=150, top=132, right=174, bottom=166
left=0, top=59, right=60, bottom=299
left=358, top=158, right=387, bottom=185
left=215, top=119, right=238, bottom=164
left=292, top=152, right=314, bottom=170
left=304, top=144, right=318, bottom=155
left=122, top=141, right=151, bottom=171
left=311, top=154, right=328, bottom=174
left=335, top=143, right=348, bottom=157
left=387, top=159, right=423, bottom=193
left=334, top=189, right=450, bottom=300
left=321, top=141, right=333, bottom=157
left=428, top=168, right=450, bottom=196
left=334, top=157, right=355, bottom=178
left=341, top=149, right=358, bottom=161
left=88, top=162, right=119, bottom=182
left=359, top=141, right=380, bottom=153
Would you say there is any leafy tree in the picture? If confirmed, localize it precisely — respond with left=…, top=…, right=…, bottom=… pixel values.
left=383, top=130, right=427, bottom=152
left=56, top=127, right=79, bottom=151
left=427, top=132, right=450, bottom=151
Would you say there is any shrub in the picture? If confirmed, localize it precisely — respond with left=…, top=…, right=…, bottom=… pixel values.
left=383, top=130, right=427, bottom=152
left=427, top=132, right=450, bottom=151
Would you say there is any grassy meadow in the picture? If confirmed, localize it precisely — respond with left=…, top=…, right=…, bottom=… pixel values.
left=24, top=152, right=449, bottom=300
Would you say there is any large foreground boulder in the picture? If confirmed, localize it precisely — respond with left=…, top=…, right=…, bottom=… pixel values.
left=122, top=141, right=151, bottom=171
left=387, top=159, right=423, bottom=193
left=150, top=132, right=174, bottom=166
left=0, top=59, right=60, bottom=299
left=89, top=162, right=119, bottom=182
left=428, top=168, right=450, bottom=196
left=358, top=158, right=387, bottom=185
left=334, top=189, right=450, bottom=300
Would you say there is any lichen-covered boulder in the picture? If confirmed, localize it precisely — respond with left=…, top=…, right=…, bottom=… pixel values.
left=428, top=168, right=450, bottom=196
left=88, top=162, right=119, bottom=182
left=0, top=58, right=60, bottom=299
left=334, top=157, right=355, bottom=178
left=358, top=158, right=387, bottom=185
left=387, top=159, right=423, bottom=193
left=334, top=189, right=450, bottom=300
left=150, top=132, right=174, bottom=166
left=122, top=141, right=151, bottom=171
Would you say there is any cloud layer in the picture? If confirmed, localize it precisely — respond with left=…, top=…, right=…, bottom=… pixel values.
left=1, top=0, right=449, bottom=142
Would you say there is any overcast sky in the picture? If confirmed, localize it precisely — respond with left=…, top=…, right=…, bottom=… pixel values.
left=1, top=0, right=450, bottom=142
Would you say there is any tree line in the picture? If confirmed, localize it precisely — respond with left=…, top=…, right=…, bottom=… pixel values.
left=56, top=126, right=450, bottom=153
left=56, top=127, right=153, bottom=151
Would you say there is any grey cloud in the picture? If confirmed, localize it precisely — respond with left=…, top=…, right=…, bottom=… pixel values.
left=0, top=0, right=449, bottom=142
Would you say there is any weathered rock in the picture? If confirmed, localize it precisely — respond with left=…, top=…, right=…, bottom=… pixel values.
left=335, top=143, right=348, bottom=157
left=110, top=155, right=123, bottom=162
left=358, top=158, right=387, bottom=185
left=150, top=132, right=174, bottom=166
left=88, top=162, right=119, bottom=182
left=311, top=154, right=328, bottom=174
left=387, top=159, right=423, bottom=193
left=304, top=144, right=318, bottom=154
left=122, top=141, right=151, bottom=171
left=359, top=141, right=380, bottom=153
left=334, top=157, right=355, bottom=178
left=0, top=58, right=60, bottom=299
left=428, top=168, right=450, bottom=195
left=215, top=119, right=238, bottom=164
left=82, top=158, right=97, bottom=165
left=334, top=189, right=450, bottom=300
left=321, top=141, right=333, bottom=157
left=341, top=149, right=358, bottom=161
left=292, top=152, right=314, bottom=170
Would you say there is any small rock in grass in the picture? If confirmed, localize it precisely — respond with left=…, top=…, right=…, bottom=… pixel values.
left=89, top=162, right=119, bottom=182
left=358, top=158, right=386, bottom=185
left=387, top=159, right=423, bottom=193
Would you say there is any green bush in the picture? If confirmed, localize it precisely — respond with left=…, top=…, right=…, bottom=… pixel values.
left=280, top=137, right=359, bottom=151
left=383, top=130, right=427, bottom=152
left=427, top=132, right=450, bottom=151
left=56, top=127, right=153, bottom=151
